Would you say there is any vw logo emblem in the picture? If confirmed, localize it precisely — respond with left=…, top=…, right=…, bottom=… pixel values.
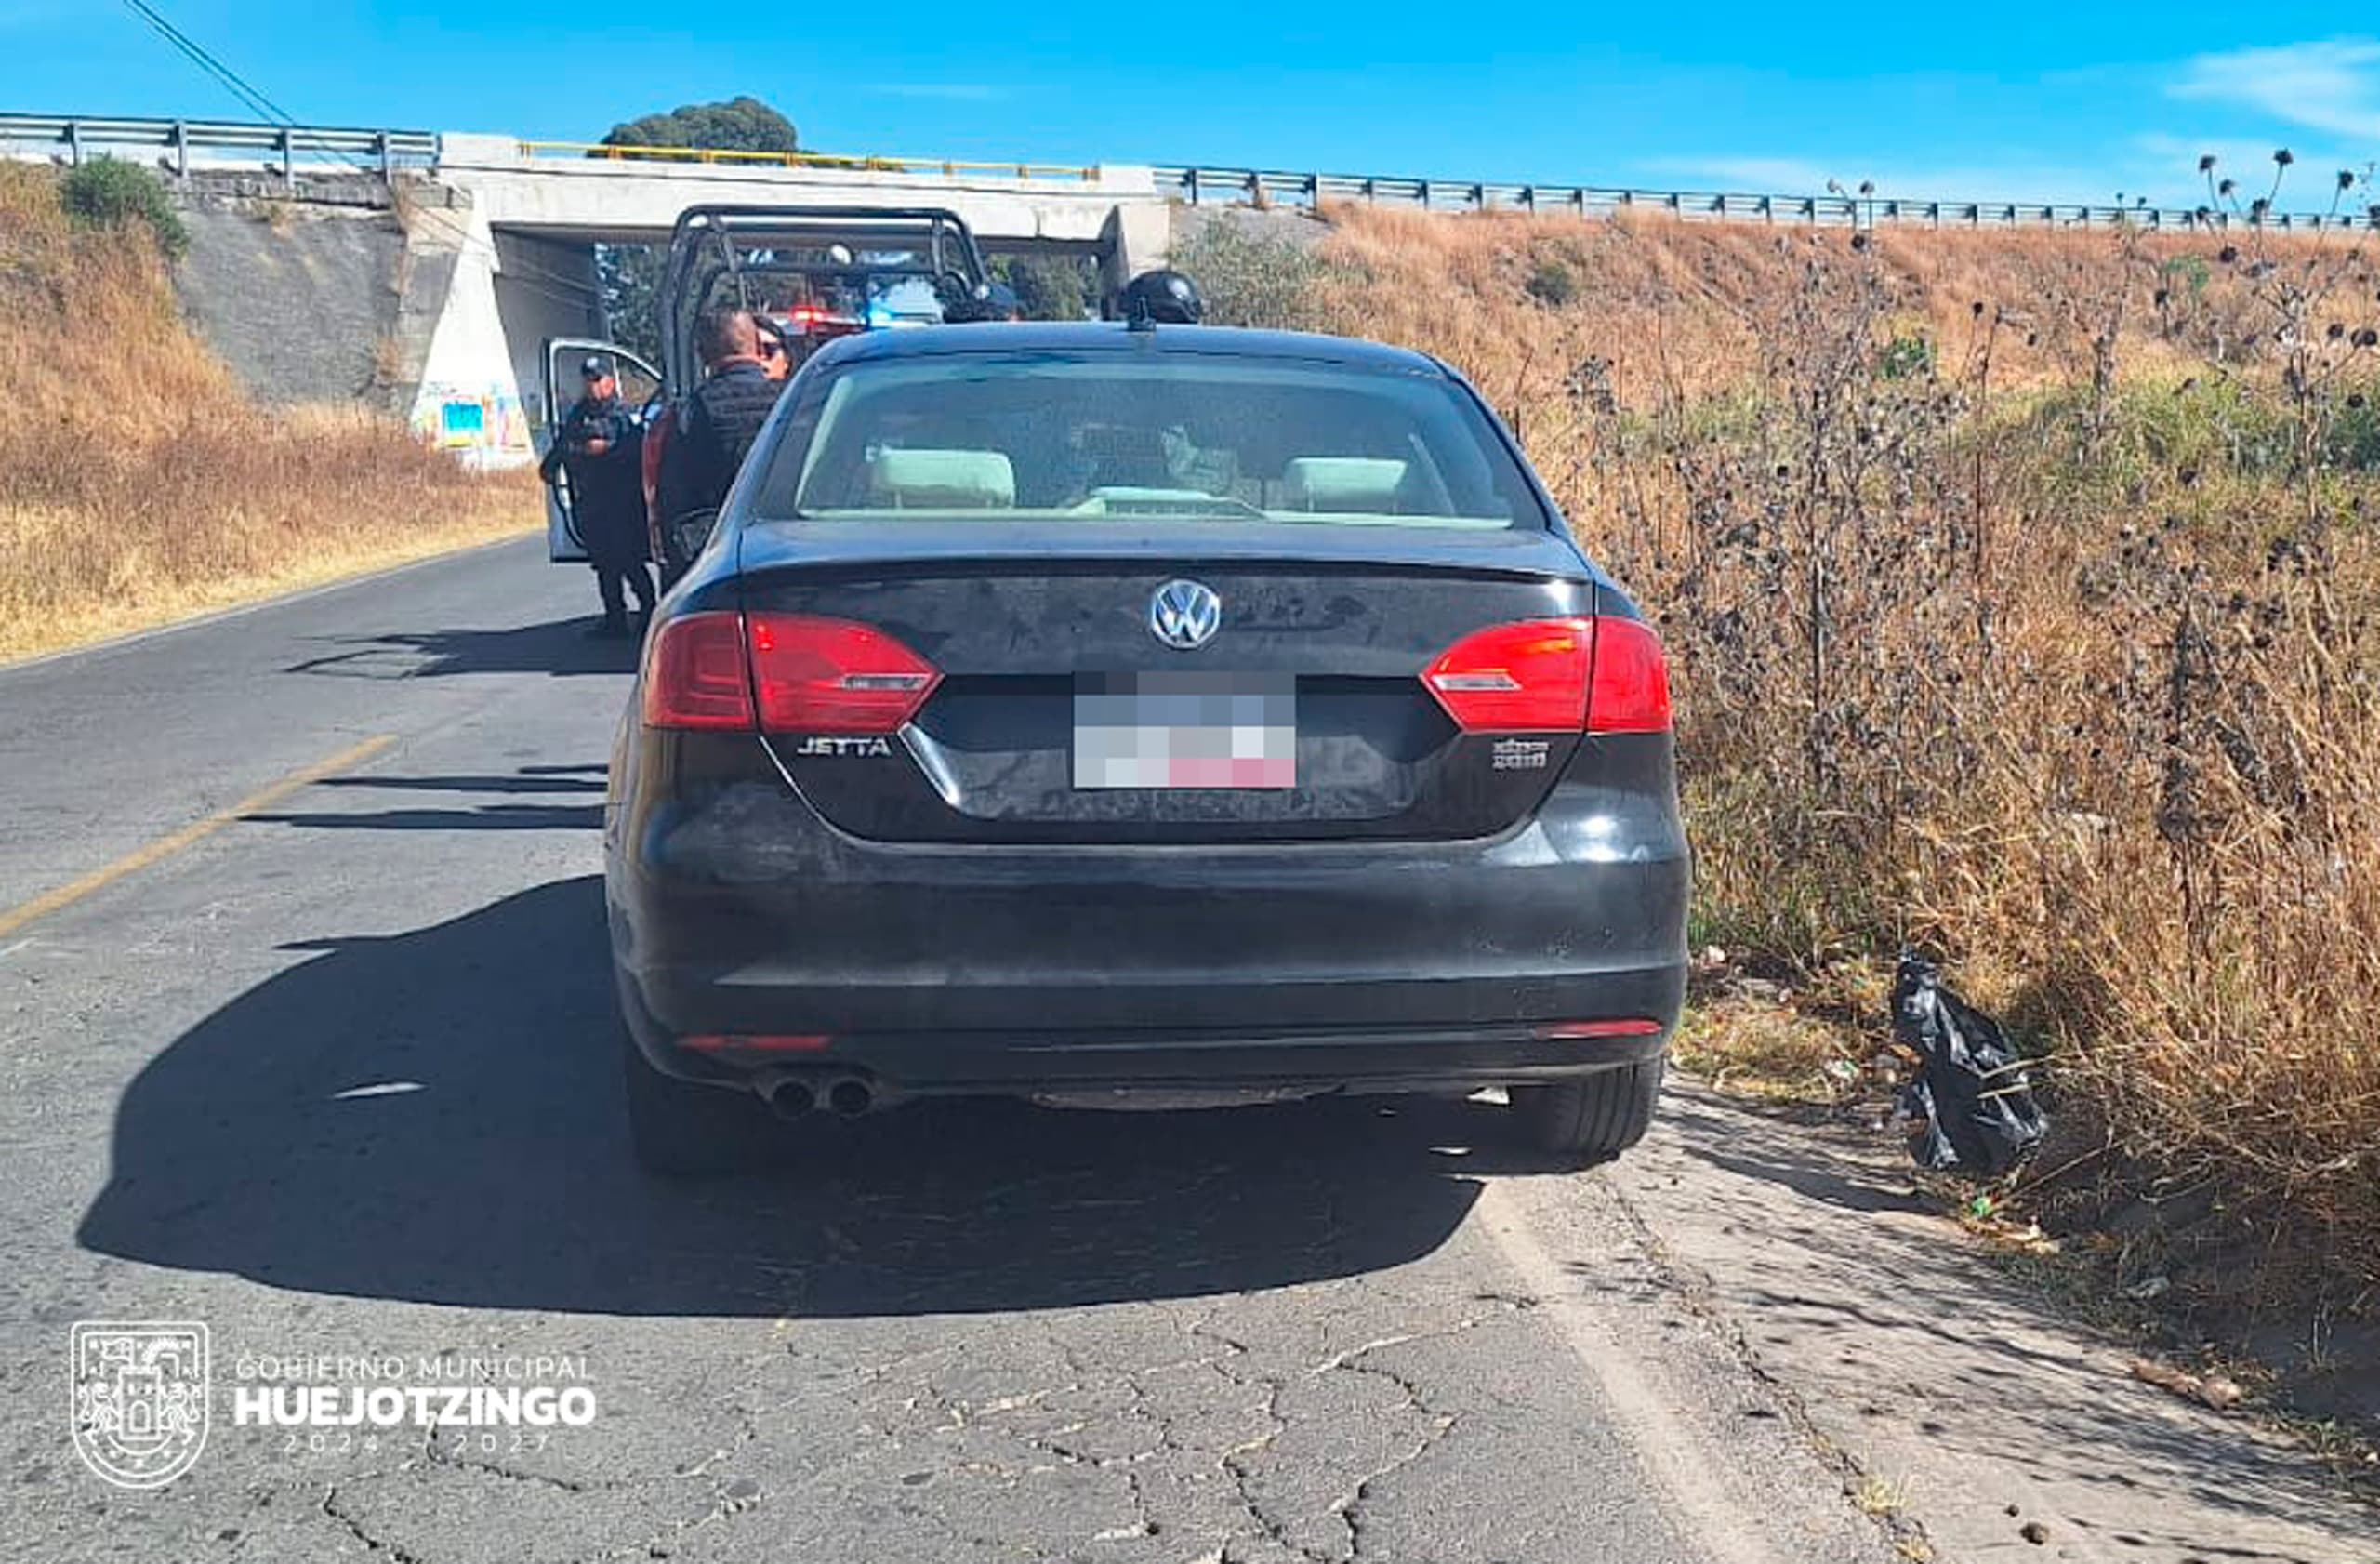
left=1148, top=579, right=1223, bottom=650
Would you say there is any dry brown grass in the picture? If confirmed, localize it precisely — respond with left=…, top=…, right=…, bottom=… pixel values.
left=1298, top=203, right=2380, bottom=1279
left=0, top=164, right=536, bottom=663
left=1673, top=993, right=1869, bottom=1103
left=1314, top=205, right=2372, bottom=405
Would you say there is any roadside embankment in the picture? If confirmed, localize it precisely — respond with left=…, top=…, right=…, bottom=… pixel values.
left=0, top=163, right=536, bottom=664
left=1178, top=201, right=2380, bottom=1387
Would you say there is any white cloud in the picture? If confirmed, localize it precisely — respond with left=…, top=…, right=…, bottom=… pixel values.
left=1641, top=42, right=2380, bottom=212
left=1645, top=155, right=1838, bottom=192
left=2133, top=132, right=2372, bottom=188
left=2170, top=38, right=2380, bottom=141
left=2133, top=132, right=2294, bottom=170
left=1643, top=155, right=2123, bottom=208
left=866, top=83, right=1010, bottom=103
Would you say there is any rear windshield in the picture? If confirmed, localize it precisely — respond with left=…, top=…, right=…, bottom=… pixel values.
left=749, top=351, right=1547, bottom=529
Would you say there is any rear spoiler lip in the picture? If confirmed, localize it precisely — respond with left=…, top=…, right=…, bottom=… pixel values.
left=731, top=518, right=1598, bottom=584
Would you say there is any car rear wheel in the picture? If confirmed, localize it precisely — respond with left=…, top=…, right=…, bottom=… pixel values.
left=1509, top=1058, right=1664, bottom=1163
left=619, top=1024, right=782, bottom=1174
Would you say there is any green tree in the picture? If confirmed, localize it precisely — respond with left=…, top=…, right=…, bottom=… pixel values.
left=992, top=254, right=1094, bottom=320
left=602, top=96, right=799, bottom=154
left=60, top=157, right=189, bottom=259
left=594, top=244, right=662, bottom=365
left=591, top=98, right=801, bottom=364
left=1169, top=218, right=1323, bottom=330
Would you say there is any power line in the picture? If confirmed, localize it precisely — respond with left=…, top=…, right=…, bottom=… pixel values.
left=115, top=0, right=603, bottom=312
left=119, top=0, right=294, bottom=129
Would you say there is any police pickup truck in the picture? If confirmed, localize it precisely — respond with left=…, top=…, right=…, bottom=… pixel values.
left=538, top=205, right=993, bottom=585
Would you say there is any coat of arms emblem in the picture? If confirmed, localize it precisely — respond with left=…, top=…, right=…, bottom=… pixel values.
left=70, top=1321, right=209, bottom=1489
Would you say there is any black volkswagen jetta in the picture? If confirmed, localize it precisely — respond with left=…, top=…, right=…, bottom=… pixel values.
left=604, top=320, right=1687, bottom=1173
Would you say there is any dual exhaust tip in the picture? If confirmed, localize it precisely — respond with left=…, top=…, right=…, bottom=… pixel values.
left=760, top=1073, right=876, bottom=1120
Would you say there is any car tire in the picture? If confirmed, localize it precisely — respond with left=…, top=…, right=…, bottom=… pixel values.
left=1509, top=1058, right=1664, bottom=1163
left=619, top=1024, right=781, bottom=1175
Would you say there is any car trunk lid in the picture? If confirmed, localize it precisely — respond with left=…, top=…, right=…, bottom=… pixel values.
left=736, top=520, right=1598, bottom=843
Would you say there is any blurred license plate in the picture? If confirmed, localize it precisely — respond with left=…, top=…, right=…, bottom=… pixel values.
left=1074, top=673, right=1296, bottom=789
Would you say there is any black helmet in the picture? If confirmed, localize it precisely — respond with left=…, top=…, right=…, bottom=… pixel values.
left=1121, top=269, right=1203, bottom=325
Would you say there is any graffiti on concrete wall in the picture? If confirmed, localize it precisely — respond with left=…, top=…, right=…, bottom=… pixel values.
left=410, top=382, right=532, bottom=467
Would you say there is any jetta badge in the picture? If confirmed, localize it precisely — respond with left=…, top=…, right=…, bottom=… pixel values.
left=1148, top=579, right=1223, bottom=650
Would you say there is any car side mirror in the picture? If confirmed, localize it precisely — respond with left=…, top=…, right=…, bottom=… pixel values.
left=668, top=508, right=721, bottom=570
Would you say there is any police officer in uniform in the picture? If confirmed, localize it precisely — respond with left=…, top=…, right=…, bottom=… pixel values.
left=654, top=308, right=785, bottom=583
left=540, top=354, right=652, bottom=638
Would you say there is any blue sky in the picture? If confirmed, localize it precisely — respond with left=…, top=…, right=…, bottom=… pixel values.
left=13, top=2, right=2380, bottom=208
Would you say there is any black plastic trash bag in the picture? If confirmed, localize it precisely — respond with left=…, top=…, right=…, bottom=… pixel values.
left=1891, top=955, right=2047, bottom=1177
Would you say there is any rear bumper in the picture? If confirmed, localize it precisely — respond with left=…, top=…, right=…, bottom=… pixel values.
left=608, top=739, right=1688, bottom=1097
left=615, top=967, right=1677, bottom=1100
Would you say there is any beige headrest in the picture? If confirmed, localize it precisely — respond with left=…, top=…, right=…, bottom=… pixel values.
left=1281, top=457, right=1408, bottom=512
left=868, top=448, right=1016, bottom=509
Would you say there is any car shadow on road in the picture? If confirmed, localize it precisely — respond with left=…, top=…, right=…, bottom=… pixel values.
left=284, top=618, right=643, bottom=680
left=315, top=774, right=610, bottom=795
left=76, top=876, right=1495, bottom=1318
left=246, top=802, right=603, bottom=832
left=247, top=769, right=607, bottom=833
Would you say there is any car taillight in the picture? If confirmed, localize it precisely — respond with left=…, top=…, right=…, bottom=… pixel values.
left=1424, top=618, right=1592, bottom=732
left=1421, top=616, right=1672, bottom=735
left=642, top=611, right=754, bottom=730
left=680, top=1033, right=832, bottom=1054
left=641, top=614, right=942, bottom=734
left=1536, top=1018, right=1665, bottom=1040
left=1587, top=616, right=1673, bottom=734
left=747, top=614, right=941, bottom=734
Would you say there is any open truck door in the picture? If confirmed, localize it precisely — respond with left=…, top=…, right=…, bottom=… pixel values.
left=537, top=337, right=660, bottom=564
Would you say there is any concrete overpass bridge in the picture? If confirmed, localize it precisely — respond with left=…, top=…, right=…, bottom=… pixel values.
left=423, top=134, right=1169, bottom=466
left=1, top=114, right=1171, bottom=467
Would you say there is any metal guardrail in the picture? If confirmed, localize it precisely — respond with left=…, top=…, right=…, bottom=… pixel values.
left=0, top=113, right=437, bottom=181
left=1156, top=165, right=2380, bottom=232
left=0, top=113, right=1100, bottom=185
left=11, top=115, right=2373, bottom=231
left=520, top=139, right=1101, bottom=183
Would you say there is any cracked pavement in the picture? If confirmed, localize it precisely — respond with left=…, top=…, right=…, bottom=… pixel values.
left=3, top=541, right=2364, bottom=1563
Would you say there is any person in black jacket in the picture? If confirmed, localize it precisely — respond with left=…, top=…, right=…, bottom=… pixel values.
left=539, top=354, right=651, bottom=638
left=654, top=309, right=784, bottom=578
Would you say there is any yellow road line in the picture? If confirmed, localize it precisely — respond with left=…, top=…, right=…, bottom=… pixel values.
left=0, top=734, right=397, bottom=942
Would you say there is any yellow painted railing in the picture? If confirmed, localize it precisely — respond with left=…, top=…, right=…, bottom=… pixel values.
left=518, top=140, right=1100, bottom=181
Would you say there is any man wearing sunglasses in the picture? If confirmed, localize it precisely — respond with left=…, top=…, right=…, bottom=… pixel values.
left=755, top=316, right=792, bottom=382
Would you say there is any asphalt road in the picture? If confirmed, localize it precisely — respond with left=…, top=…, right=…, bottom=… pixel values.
left=0, top=540, right=2006, bottom=1562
